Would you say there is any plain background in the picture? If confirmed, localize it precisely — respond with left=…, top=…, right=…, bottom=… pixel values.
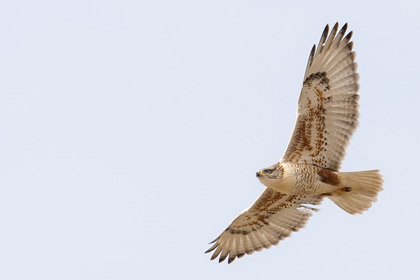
left=0, top=1, right=418, bottom=279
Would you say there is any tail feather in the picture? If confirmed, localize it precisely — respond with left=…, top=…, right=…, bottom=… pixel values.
left=329, top=170, right=383, bottom=214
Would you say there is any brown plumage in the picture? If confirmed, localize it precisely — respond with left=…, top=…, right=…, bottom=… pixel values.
left=206, top=23, right=383, bottom=264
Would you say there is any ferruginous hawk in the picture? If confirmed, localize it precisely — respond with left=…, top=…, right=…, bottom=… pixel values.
left=206, top=23, right=383, bottom=264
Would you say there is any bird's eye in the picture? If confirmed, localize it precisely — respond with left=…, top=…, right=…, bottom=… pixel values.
left=263, top=169, right=273, bottom=174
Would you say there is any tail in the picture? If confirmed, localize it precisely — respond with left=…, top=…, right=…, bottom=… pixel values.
left=328, top=170, right=383, bottom=215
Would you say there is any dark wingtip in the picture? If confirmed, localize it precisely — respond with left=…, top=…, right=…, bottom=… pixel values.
left=339, top=23, right=348, bottom=37
left=322, top=24, right=329, bottom=40
left=344, top=31, right=353, bottom=42
left=208, top=237, right=219, bottom=244
left=219, top=254, right=228, bottom=263
left=347, top=41, right=354, bottom=51
left=205, top=241, right=219, bottom=254
left=323, top=24, right=329, bottom=34
left=204, top=247, right=215, bottom=254
left=310, top=44, right=316, bottom=55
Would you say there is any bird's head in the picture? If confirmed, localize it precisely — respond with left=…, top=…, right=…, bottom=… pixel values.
left=256, top=163, right=284, bottom=186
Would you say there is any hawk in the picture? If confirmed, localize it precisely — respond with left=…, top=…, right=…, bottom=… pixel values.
left=206, top=23, right=383, bottom=263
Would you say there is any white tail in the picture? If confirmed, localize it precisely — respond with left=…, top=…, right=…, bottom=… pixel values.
left=329, top=170, right=383, bottom=215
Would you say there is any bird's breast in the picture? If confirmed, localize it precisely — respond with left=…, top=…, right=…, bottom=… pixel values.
left=269, top=163, right=319, bottom=195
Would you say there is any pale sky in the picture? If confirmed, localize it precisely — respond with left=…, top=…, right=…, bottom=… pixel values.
left=0, top=1, right=419, bottom=279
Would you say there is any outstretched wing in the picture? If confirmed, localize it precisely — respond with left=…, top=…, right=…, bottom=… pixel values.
left=282, top=23, right=359, bottom=171
left=205, top=188, right=322, bottom=263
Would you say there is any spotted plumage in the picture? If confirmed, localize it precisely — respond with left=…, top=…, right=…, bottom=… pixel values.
left=206, top=23, right=383, bottom=263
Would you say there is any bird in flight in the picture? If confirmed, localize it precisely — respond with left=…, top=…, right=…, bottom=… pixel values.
left=206, top=23, right=383, bottom=264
